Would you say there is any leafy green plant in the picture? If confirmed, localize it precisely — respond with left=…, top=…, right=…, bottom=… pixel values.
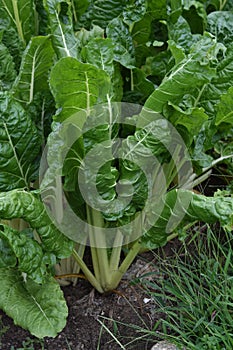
left=0, top=0, right=232, bottom=339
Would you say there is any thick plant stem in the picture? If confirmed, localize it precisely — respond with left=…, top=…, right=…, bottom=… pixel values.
left=12, top=0, right=25, bottom=45
left=87, top=208, right=101, bottom=283
left=87, top=207, right=111, bottom=291
left=109, top=240, right=141, bottom=290
left=109, top=230, right=123, bottom=274
left=72, top=248, right=104, bottom=294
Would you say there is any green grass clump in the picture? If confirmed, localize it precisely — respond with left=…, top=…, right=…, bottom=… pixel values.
left=142, top=226, right=233, bottom=350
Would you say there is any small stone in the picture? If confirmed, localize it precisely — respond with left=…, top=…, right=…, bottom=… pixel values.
left=143, top=297, right=151, bottom=304
left=151, top=340, right=179, bottom=350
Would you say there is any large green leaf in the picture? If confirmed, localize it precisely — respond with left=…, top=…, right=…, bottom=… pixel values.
left=0, top=232, right=16, bottom=268
left=0, top=40, right=16, bottom=90
left=215, top=86, right=233, bottom=126
left=106, top=18, right=135, bottom=68
left=0, top=269, right=68, bottom=338
left=0, top=21, right=24, bottom=71
left=144, top=35, right=216, bottom=114
left=141, top=189, right=233, bottom=249
left=122, top=0, right=147, bottom=27
left=0, top=190, right=73, bottom=258
left=131, top=0, right=167, bottom=66
left=207, top=11, right=233, bottom=47
left=0, top=224, right=54, bottom=283
left=168, top=16, right=201, bottom=54
left=81, top=37, right=123, bottom=100
left=43, top=0, right=79, bottom=58
left=49, top=57, right=110, bottom=121
left=112, top=119, right=171, bottom=223
left=13, top=36, right=55, bottom=105
left=76, top=25, right=104, bottom=47
left=198, top=45, right=233, bottom=118
left=0, top=93, right=41, bottom=191
left=0, top=0, right=36, bottom=46
left=148, top=0, right=167, bottom=20
left=78, top=0, right=126, bottom=29
left=82, top=38, right=115, bottom=76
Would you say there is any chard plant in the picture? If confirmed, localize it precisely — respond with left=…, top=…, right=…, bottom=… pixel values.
left=0, top=0, right=232, bottom=339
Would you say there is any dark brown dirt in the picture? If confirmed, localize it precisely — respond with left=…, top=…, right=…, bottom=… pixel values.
left=0, top=249, right=172, bottom=350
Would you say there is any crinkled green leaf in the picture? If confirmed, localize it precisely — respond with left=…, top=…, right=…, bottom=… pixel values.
left=215, top=86, right=233, bottom=126
left=0, top=225, right=54, bottom=283
left=198, top=45, right=233, bottom=118
left=122, top=0, right=147, bottom=27
left=13, top=36, right=55, bottom=105
left=0, top=22, right=24, bottom=71
left=82, top=38, right=115, bottom=76
left=0, top=232, right=16, bottom=267
left=191, top=123, right=215, bottom=171
left=114, top=119, right=171, bottom=222
left=168, top=16, right=201, bottom=54
left=82, top=38, right=123, bottom=100
left=148, top=0, right=167, bottom=20
left=141, top=189, right=233, bottom=249
left=207, top=11, right=233, bottom=47
left=141, top=51, right=173, bottom=86
left=0, top=190, right=73, bottom=258
left=167, top=39, right=186, bottom=65
left=50, top=57, right=111, bottom=121
left=0, top=93, right=41, bottom=191
left=186, top=190, right=233, bottom=229
left=78, top=0, right=126, bottom=28
left=107, top=18, right=135, bottom=68
left=144, top=35, right=217, bottom=114
left=0, top=41, right=16, bottom=90
left=76, top=25, right=104, bottom=47
left=0, top=0, right=36, bottom=46
left=168, top=106, right=209, bottom=145
left=43, top=0, right=79, bottom=58
left=0, top=269, right=68, bottom=338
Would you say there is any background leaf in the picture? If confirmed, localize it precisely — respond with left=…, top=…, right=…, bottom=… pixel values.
left=78, top=0, right=126, bottom=29
left=43, top=0, right=79, bottom=58
left=50, top=57, right=111, bottom=121
left=13, top=36, right=55, bottom=105
left=0, top=0, right=36, bottom=46
left=207, top=11, right=233, bottom=47
left=215, top=86, right=233, bottom=126
left=106, top=18, right=135, bottom=68
left=0, top=93, right=41, bottom=191
left=0, top=40, right=16, bottom=90
left=144, top=35, right=216, bottom=114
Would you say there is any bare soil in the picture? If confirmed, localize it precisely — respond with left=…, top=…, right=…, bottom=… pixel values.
left=0, top=249, right=171, bottom=350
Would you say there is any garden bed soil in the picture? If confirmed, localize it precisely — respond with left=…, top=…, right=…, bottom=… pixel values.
left=0, top=245, right=177, bottom=350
